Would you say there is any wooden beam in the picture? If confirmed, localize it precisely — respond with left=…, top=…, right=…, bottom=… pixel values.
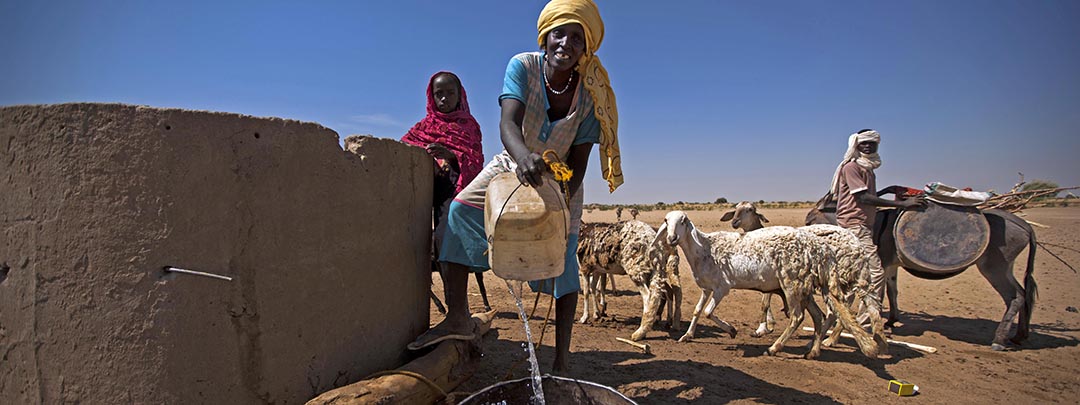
left=800, top=326, right=938, bottom=354
left=615, top=337, right=651, bottom=354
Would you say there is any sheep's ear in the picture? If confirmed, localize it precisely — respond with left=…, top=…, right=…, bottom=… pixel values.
left=680, top=217, right=703, bottom=245
left=653, top=223, right=668, bottom=246
left=720, top=211, right=735, bottom=222
left=758, top=213, right=770, bottom=223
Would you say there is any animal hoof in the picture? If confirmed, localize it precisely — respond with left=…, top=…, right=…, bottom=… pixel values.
left=991, top=343, right=1007, bottom=351
left=729, top=329, right=738, bottom=339
left=678, top=334, right=693, bottom=343
left=630, top=331, right=646, bottom=341
left=765, top=348, right=778, bottom=356
left=804, top=351, right=820, bottom=360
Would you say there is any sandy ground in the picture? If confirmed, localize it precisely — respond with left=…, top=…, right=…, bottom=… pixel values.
left=432, top=206, right=1080, bottom=404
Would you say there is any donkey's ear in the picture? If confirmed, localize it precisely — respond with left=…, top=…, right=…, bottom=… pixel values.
left=758, top=213, right=770, bottom=223
left=720, top=211, right=735, bottom=222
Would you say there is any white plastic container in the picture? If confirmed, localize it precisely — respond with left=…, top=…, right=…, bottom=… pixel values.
left=485, top=172, right=569, bottom=281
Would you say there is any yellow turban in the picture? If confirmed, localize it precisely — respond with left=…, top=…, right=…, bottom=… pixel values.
left=537, top=0, right=622, bottom=192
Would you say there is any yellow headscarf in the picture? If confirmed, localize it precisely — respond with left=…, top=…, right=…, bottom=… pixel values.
left=537, top=0, right=622, bottom=193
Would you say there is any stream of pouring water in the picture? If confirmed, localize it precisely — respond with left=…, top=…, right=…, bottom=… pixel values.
left=506, top=280, right=546, bottom=405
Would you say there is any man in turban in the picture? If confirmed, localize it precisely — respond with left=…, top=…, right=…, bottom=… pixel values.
left=831, top=129, right=925, bottom=318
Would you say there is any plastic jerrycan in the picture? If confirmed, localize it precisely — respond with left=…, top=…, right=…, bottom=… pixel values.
left=485, top=172, right=570, bottom=281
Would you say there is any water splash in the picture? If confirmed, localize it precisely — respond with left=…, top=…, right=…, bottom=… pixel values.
left=506, top=280, right=546, bottom=405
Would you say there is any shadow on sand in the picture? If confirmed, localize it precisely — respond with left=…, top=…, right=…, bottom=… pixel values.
left=890, top=311, right=1080, bottom=350
left=472, top=310, right=925, bottom=403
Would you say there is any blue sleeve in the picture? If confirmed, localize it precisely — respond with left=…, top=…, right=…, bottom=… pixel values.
left=573, top=109, right=601, bottom=145
left=499, top=56, right=528, bottom=104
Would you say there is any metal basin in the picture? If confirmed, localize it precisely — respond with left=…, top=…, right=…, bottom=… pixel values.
left=459, top=375, right=637, bottom=404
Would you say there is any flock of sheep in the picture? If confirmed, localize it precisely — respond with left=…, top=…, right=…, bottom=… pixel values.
left=577, top=202, right=889, bottom=359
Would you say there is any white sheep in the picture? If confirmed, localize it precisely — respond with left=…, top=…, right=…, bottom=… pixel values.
left=577, top=220, right=682, bottom=341
left=719, top=202, right=776, bottom=337
left=659, top=211, right=884, bottom=359
left=722, top=202, right=886, bottom=350
left=799, top=224, right=888, bottom=352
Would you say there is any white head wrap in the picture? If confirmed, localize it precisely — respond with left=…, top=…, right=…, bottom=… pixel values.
left=830, top=130, right=882, bottom=195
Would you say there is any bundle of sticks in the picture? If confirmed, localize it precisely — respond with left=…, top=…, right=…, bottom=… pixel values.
left=978, top=173, right=1080, bottom=213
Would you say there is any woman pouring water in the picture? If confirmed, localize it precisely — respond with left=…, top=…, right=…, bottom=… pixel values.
left=410, top=0, right=622, bottom=374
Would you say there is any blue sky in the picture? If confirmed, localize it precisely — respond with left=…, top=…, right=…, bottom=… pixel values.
left=3, top=1, right=1078, bottom=204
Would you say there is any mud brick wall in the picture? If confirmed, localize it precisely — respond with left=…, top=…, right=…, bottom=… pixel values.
left=0, top=103, right=432, bottom=403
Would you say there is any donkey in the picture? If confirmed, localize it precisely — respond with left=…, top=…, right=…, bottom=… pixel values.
left=805, top=194, right=1038, bottom=350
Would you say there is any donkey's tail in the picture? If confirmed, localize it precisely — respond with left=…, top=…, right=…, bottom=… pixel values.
left=1019, top=227, right=1038, bottom=341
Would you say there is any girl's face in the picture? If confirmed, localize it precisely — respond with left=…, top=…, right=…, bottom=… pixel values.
left=543, top=23, right=586, bottom=72
left=431, top=75, right=460, bottom=113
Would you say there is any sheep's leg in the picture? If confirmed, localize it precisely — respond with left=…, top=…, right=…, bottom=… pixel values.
left=822, top=290, right=855, bottom=347
left=661, top=290, right=672, bottom=328
left=827, top=275, right=885, bottom=358
left=631, top=283, right=664, bottom=341
left=639, top=283, right=651, bottom=320
left=751, top=293, right=775, bottom=337
left=652, top=289, right=669, bottom=328
left=670, top=285, right=683, bottom=331
left=703, top=289, right=737, bottom=338
left=592, top=274, right=605, bottom=319
left=767, top=289, right=807, bottom=357
left=679, top=289, right=712, bottom=342
left=578, top=271, right=594, bottom=324
left=803, top=299, right=826, bottom=359
left=821, top=311, right=842, bottom=347
left=598, top=272, right=609, bottom=317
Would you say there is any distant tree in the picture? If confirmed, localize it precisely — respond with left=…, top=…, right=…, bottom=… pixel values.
left=1021, top=180, right=1060, bottom=200
left=758, top=199, right=766, bottom=205
left=715, top=197, right=728, bottom=204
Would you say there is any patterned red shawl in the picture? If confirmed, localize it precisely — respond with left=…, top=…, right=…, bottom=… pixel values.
left=400, top=71, right=484, bottom=194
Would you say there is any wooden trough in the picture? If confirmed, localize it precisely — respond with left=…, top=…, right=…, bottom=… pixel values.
left=307, top=310, right=497, bottom=405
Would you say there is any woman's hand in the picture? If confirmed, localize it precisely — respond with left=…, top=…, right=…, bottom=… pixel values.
left=426, top=142, right=456, bottom=163
left=514, top=152, right=546, bottom=187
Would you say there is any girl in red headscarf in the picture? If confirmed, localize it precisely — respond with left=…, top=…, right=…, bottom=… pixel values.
left=401, top=72, right=487, bottom=315
left=401, top=71, right=483, bottom=233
